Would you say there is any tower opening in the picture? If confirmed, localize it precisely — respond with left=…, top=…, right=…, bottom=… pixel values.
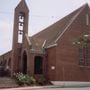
left=22, top=51, right=27, bottom=74
left=18, top=12, right=25, bottom=43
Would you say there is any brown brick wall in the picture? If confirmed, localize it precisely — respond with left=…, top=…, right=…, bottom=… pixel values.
left=47, top=47, right=56, bottom=81
left=0, top=51, right=12, bottom=65
left=54, top=8, right=90, bottom=81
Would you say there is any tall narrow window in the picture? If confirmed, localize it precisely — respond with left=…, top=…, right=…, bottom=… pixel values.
left=18, top=12, right=25, bottom=43
left=79, top=47, right=85, bottom=65
left=86, top=14, right=89, bottom=26
left=79, top=47, right=90, bottom=66
left=85, top=47, right=90, bottom=66
left=8, top=58, right=11, bottom=68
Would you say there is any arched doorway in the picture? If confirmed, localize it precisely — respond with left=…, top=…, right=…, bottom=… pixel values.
left=22, top=51, right=27, bottom=74
left=34, top=56, right=43, bottom=74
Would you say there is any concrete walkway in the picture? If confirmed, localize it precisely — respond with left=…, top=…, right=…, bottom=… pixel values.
left=0, top=85, right=90, bottom=90
left=1, top=82, right=90, bottom=90
left=51, top=81, right=90, bottom=87
left=0, top=86, right=43, bottom=90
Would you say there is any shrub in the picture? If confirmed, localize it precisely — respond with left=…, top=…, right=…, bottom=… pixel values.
left=37, top=75, right=47, bottom=85
left=30, top=76, right=36, bottom=84
left=14, top=72, right=36, bottom=85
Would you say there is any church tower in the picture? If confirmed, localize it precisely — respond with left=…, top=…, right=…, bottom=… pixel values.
left=11, top=0, right=29, bottom=74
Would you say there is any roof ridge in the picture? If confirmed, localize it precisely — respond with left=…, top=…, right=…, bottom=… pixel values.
left=54, top=3, right=88, bottom=43
left=31, top=3, right=88, bottom=38
left=29, top=4, right=89, bottom=49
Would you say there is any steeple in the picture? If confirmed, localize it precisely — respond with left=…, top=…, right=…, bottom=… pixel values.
left=13, top=0, right=29, bottom=44
left=15, top=0, right=29, bottom=13
left=11, top=0, right=29, bottom=75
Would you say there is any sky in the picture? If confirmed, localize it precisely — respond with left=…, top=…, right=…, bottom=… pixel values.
left=0, top=0, right=90, bottom=55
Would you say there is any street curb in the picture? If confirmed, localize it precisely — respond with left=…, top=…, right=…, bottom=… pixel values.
left=1, top=85, right=90, bottom=90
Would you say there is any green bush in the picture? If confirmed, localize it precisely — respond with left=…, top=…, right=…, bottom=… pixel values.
left=15, top=72, right=36, bottom=85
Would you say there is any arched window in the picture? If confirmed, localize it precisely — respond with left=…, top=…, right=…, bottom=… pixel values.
left=8, top=58, right=11, bottom=67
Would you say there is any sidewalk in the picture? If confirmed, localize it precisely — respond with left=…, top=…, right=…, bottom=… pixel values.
left=1, top=82, right=90, bottom=90
left=0, top=86, right=43, bottom=90
left=51, top=81, right=90, bottom=87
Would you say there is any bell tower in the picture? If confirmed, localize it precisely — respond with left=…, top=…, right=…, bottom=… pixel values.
left=11, top=0, right=29, bottom=74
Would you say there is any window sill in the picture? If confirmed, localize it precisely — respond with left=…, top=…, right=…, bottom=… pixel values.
left=79, top=65, right=90, bottom=69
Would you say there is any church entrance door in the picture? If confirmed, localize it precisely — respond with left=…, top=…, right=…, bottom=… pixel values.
left=34, top=56, right=43, bottom=74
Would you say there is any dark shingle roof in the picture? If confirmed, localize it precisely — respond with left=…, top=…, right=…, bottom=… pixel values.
left=29, top=4, right=89, bottom=53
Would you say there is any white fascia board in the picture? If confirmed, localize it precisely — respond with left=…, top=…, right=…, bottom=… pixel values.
left=25, top=34, right=31, bottom=46
left=46, top=44, right=57, bottom=49
left=42, top=40, right=47, bottom=48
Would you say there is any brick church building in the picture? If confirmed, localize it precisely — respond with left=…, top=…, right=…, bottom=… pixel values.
left=0, top=0, right=90, bottom=81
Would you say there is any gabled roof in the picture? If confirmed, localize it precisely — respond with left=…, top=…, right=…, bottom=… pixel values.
left=29, top=4, right=89, bottom=53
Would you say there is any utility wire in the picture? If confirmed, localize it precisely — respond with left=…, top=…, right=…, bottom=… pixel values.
left=0, top=11, right=58, bottom=19
left=0, top=11, right=13, bottom=13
